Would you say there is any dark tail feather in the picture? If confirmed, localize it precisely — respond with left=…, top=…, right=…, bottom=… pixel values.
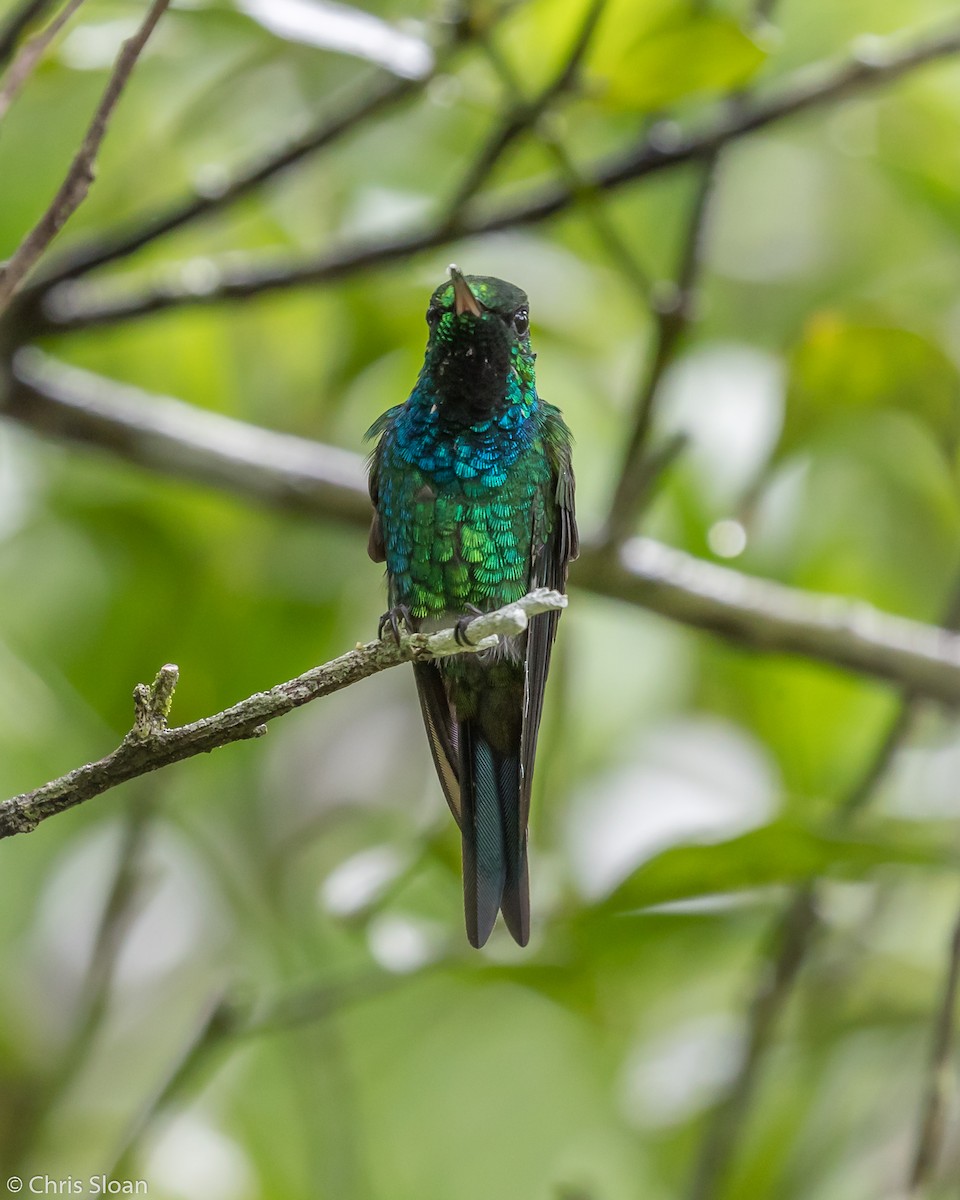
left=459, top=722, right=527, bottom=948
left=498, top=755, right=529, bottom=946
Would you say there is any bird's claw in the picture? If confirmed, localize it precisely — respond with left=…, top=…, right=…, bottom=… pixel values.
left=378, top=604, right=414, bottom=643
left=453, top=604, right=484, bottom=647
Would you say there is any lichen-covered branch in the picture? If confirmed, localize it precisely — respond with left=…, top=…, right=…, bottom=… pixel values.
left=25, top=18, right=960, bottom=332
left=0, top=0, right=170, bottom=312
left=0, top=590, right=567, bottom=839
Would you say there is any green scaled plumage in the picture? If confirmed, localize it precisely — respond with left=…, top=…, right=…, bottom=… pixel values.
left=367, top=266, right=577, bottom=947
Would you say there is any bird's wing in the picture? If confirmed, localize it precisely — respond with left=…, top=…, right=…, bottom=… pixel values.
left=413, top=662, right=461, bottom=825
left=519, top=405, right=578, bottom=829
left=365, top=407, right=402, bottom=564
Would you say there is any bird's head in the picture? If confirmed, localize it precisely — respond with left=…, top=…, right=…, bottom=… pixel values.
left=421, top=265, right=533, bottom=422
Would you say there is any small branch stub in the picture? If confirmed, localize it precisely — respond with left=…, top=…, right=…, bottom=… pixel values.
left=131, top=663, right=179, bottom=741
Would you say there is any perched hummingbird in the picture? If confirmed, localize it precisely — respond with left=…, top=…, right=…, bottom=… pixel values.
left=366, top=266, right=577, bottom=947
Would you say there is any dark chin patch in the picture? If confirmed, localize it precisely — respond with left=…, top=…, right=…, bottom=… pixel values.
left=432, top=320, right=512, bottom=422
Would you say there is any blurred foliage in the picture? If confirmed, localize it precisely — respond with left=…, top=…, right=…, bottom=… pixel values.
left=2, top=0, right=960, bottom=1198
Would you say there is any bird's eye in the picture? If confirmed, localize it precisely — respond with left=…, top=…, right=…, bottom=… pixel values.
left=513, top=307, right=529, bottom=336
left=426, top=306, right=441, bottom=327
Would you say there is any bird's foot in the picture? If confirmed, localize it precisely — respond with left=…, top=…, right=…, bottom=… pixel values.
left=378, top=604, right=415, bottom=643
left=453, top=604, right=484, bottom=647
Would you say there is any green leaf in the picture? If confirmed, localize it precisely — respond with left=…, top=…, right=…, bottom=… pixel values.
left=594, top=821, right=953, bottom=915
left=781, top=314, right=960, bottom=458
left=591, top=15, right=767, bottom=112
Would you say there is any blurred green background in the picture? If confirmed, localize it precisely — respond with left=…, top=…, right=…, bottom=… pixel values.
left=3, top=0, right=960, bottom=1196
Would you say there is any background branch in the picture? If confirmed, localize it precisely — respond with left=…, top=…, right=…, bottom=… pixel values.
left=0, top=0, right=85, bottom=125
left=442, top=0, right=604, bottom=228
left=686, top=575, right=960, bottom=1200
left=603, top=153, right=717, bottom=542
left=580, top=540, right=960, bottom=704
left=0, top=591, right=567, bottom=839
left=6, top=348, right=372, bottom=523
left=908, top=901, right=960, bottom=1195
left=23, top=18, right=960, bottom=333
left=0, top=0, right=170, bottom=312
left=0, top=0, right=57, bottom=71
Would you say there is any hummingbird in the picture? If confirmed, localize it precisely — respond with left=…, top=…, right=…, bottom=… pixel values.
left=366, top=266, right=577, bottom=947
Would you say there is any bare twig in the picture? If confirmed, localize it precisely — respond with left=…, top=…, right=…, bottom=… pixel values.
left=687, top=886, right=819, bottom=1200
left=603, top=154, right=718, bottom=542
left=12, top=804, right=155, bottom=1166
left=464, top=0, right=653, bottom=294
left=0, top=0, right=86, bottom=124
left=29, top=71, right=432, bottom=292
left=25, top=18, right=960, bottom=333
left=23, top=0, right=526, bottom=293
left=686, top=571, right=960, bottom=1200
left=0, top=0, right=57, bottom=70
left=0, top=0, right=171, bottom=312
left=0, top=591, right=568, bottom=839
left=908, top=901, right=960, bottom=1195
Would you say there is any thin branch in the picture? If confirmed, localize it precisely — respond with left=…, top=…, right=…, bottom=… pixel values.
left=908, top=901, right=960, bottom=1195
left=24, top=18, right=960, bottom=333
left=623, top=430, right=688, bottom=518
left=441, top=0, right=604, bottom=226
left=0, top=590, right=568, bottom=839
left=686, top=571, right=960, bottom=1200
left=12, top=356, right=960, bottom=707
left=0, top=0, right=57, bottom=71
left=29, top=71, right=432, bottom=293
left=23, top=0, right=526, bottom=293
left=604, top=0, right=782, bottom=542
left=603, top=154, right=718, bottom=543
left=15, top=804, right=155, bottom=1164
left=109, top=988, right=238, bottom=1176
left=111, top=966, right=404, bottom=1173
left=467, top=0, right=653, bottom=295
left=0, top=0, right=86, bottom=124
left=687, top=885, right=819, bottom=1200
left=0, top=0, right=171, bottom=313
